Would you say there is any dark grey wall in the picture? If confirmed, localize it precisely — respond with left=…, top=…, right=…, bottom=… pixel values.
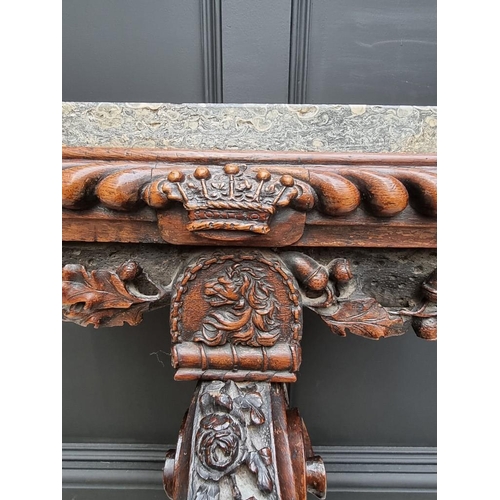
left=62, top=310, right=195, bottom=444
left=222, top=0, right=292, bottom=103
left=62, top=0, right=436, bottom=105
left=306, top=0, right=437, bottom=105
left=297, top=309, right=436, bottom=446
left=62, top=1, right=436, bottom=497
left=63, top=0, right=205, bottom=102
left=63, top=308, right=436, bottom=446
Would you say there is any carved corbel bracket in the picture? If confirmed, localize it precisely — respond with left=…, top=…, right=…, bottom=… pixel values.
left=169, top=251, right=303, bottom=382
left=163, top=380, right=326, bottom=500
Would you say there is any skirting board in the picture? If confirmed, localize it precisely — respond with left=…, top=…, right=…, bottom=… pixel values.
left=62, top=443, right=436, bottom=494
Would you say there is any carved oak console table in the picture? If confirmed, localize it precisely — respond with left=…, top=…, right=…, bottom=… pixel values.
left=62, top=103, right=437, bottom=499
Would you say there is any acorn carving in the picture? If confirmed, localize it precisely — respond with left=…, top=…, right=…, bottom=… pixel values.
left=412, top=316, right=437, bottom=340
left=117, top=261, right=142, bottom=281
left=280, top=253, right=329, bottom=293
left=421, top=269, right=437, bottom=303
left=412, top=269, right=437, bottom=340
left=328, top=259, right=352, bottom=282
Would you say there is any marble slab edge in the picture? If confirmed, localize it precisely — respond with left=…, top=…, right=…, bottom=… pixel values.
left=62, top=102, right=437, bottom=154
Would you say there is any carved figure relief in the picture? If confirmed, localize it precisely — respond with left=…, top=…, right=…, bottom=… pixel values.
left=194, top=262, right=280, bottom=347
left=170, top=251, right=302, bottom=382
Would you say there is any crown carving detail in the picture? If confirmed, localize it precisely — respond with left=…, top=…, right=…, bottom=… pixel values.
left=161, top=164, right=298, bottom=234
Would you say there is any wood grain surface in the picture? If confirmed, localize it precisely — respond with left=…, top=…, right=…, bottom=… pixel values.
left=62, top=147, right=437, bottom=248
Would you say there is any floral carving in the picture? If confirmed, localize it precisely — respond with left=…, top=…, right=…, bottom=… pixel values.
left=246, top=447, right=273, bottom=494
left=193, top=263, right=280, bottom=347
left=193, top=482, right=220, bottom=500
left=283, top=254, right=436, bottom=340
left=62, top=261, right=167, bottom=327
left=233, top=389, right=266, bottom=426
left=196, top=414, right=245, bottom=478
left=192, top=381, right=275, bottom=498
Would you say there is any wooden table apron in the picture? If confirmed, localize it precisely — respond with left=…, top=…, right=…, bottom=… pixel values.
left=62, top=145, right=437, bottom=500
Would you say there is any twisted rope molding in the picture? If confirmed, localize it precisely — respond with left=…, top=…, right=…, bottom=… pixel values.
left=62, top=147, right=436, bottom=247
left=62, top=162, right=436, bottom=218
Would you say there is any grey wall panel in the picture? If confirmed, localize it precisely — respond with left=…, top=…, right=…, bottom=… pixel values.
left=62, top=309, right=196, bottom=443
left=62, top=489, right=435, bottom=500
left=307, top=0, right=437, bottom=105
left=62, top=492, right=166, bottom=500
left=62, top=0, right=204, bottom=102
left=201, top=0, right=223, bottom=102
left=63, top=307, right=435, bottom=446
left=289, top=0, right=312, bottom=103
left=292, top=309, right=437, bottom=446
left=62, top=443, right=436, bottom=499
left=222, top=0, right=292, bottom=103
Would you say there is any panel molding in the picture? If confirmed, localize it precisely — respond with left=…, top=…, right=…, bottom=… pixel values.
left=201, top=0, right=223, bottom=103
left=62, top=443, right=437, bottom=493
left=288, top=0, right=312, bottom=103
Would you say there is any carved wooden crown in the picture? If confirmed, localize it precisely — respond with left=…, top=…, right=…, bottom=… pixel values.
left=162, top=164, right=298, bottom=234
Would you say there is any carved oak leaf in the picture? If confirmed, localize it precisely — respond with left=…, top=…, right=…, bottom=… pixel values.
left=62, top=264, right=162, bottom=328
left=200, top=391, right=233, bottom=413
left=233, top=390, right=265, bottom=425
left=317, top=297, right=404, bottom=340
left=246, top=448, right=273, bottom=493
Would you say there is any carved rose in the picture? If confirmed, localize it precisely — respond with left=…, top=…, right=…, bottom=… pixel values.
left=195, top=413, right=246, bottom=481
